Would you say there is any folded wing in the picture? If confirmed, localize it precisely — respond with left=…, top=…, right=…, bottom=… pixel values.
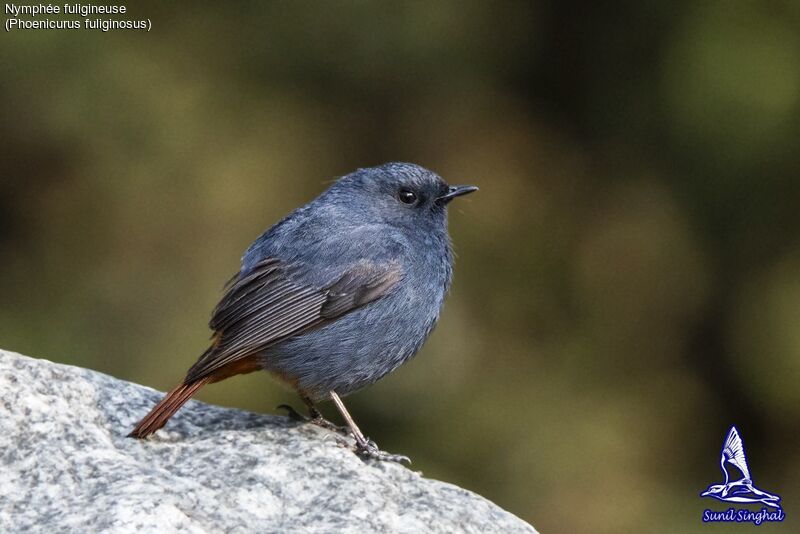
left=184, top=257, right=402, bottom=383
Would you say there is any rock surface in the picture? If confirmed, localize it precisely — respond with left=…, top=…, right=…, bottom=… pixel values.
left=0, top=349, right=536, bottom=533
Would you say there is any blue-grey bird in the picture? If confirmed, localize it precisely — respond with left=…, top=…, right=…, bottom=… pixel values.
left=128, top=162, right=477, bottom=462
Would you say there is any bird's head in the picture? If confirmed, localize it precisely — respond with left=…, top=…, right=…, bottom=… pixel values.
left=327, top=162, right=478, bottom=232
left=701, top=484, right=726, bottom=497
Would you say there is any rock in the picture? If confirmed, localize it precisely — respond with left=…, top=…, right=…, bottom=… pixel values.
left=0, top=349, right=536, bottom=533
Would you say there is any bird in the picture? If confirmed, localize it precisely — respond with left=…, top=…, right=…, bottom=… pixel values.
left=128, top=162, right=478, bottom=462
left=700, top=426, right=782, bottom=508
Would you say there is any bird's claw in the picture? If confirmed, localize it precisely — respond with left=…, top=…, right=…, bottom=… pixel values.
left=276, top=404, right=307, bottom=422
left=276, top=404, right=349, bottom=434
left=278, top=405, right=410, bottom=464
left=355, top=438, right=411, bottom=464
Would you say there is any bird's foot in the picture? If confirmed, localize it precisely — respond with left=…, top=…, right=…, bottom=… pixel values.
left=353, top=437, right=411, bottom=464
left=277, top=403, right=308, bottom=422
left=276, top=404, right=349, bottom=434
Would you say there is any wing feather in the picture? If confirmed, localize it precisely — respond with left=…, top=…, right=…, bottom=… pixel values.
left=321, top=262, right=401, bottom=318
left=723, top=426, right=751, bottom=480
left=184, top=258, right=401, bottom=384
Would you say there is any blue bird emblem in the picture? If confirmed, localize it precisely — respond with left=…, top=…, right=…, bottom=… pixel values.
left=700, top=426, right=781, bottom=509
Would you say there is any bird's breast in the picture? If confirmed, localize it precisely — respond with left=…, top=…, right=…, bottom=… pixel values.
left=261, top=247, right=452, bottom=400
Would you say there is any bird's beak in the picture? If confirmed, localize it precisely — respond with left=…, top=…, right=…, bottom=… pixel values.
left=436, top=185, right=479, bottom=205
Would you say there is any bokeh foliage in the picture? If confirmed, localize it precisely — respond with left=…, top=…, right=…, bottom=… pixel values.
left=2, top=2, right=799, bottom=532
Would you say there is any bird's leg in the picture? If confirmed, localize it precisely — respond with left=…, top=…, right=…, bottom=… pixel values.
left=302, top=395, right=350, bottom=434
left=328, top=390, right=410, bottom=464
left=277, top=395, right=348, bottom=435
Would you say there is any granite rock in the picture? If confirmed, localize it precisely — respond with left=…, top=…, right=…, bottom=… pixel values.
left=0, top=349, right=536, bottom=533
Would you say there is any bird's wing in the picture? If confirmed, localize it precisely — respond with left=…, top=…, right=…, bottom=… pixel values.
left=184, top=257, right=402, bottom=383
left=722, top=426, right=751, bottom=480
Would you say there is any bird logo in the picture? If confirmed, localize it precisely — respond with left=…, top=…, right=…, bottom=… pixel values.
left=700, top=426, right=781, bottom=509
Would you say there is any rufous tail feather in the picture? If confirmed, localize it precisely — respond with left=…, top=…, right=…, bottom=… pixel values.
left=128, top=378, right=210, bottom=438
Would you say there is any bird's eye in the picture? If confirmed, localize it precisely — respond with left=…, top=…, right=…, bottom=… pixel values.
left=398, top=188, right=418, bottom=205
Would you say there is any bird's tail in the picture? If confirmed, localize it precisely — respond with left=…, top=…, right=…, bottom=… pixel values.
left=128, top=378, right=210, bottom=439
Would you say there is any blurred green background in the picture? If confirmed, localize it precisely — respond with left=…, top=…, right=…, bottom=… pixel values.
left=2, top=1, right=799, bottom=532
